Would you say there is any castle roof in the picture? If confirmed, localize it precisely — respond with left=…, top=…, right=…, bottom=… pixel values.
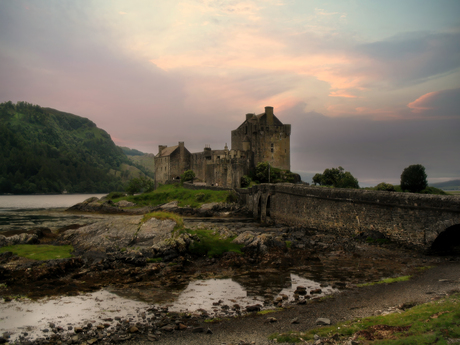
left=157, top=145, right=179, bottom=157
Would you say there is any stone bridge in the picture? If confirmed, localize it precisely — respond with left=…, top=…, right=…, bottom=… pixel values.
left=237, top=184, right=460, bottom=252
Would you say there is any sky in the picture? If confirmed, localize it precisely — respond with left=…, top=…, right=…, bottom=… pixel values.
left=1, top=0, right=459, bottom=186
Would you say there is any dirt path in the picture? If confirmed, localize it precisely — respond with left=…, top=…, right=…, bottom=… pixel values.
left=123, top=260, right=460, bottom=345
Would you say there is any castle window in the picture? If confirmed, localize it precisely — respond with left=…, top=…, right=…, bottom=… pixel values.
left=271, top=148, right=274, bottom=153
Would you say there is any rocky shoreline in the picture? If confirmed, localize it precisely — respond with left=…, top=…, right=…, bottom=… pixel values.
left=0, top=197, right=458, bottom=344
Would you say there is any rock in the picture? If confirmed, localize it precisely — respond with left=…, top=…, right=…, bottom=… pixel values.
left=87, top=338, right=98, bottom=344
left=129, top=326, right=139, bottom=333
left=310, top=288, right=322, bottom=294
left=0, top=337, right=6, bottom=344
left=192, top=327, right=205, bottom=333
left=316, top=318, right=331, bottom=325
left=177, top=323, right=187, bottom=330
left=267, top=317, right=277, bottom=323
left=206, top=328, right=213, bottom=334
left=291, top=317, right=300, bottom=324
left=115, top=200, right=136, bottom=207
left=246, top=305, right=262, bottom=312
left=161, top=325, right=174, bottom=332
left=74, top=327, right=83, bottom=333
left=295, top=286, right=307, bottom=295
left=161, top=201, right=179, bottom=209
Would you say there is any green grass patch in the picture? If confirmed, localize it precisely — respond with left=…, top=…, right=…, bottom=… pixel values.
left=366, top=237, right=391, bottom=244
left=417, top=266, right=434, bottom=271
left=184, top=229, right=244, bottom=258
left=258, top=308, right=282, bottom=315
left=0, top=244, right=74, bottom=260
left=147, top=257, right=162, bottom=263
left=357, top=275, right=411, bottom=287
left=285, top=240, right=292, bottom=249
left=270, top=292, right=460, bottom=344
left=115, top=184, right=232, bottom=208
left=204, top=318, right=222, bottom=323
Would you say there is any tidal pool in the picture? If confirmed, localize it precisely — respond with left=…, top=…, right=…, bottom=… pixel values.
left=0, top=273, right=337, bottom=342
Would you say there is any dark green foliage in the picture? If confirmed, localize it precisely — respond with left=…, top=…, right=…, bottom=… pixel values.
left=119, top=146, right=145, bottom=156
left=181, top=170, right=195, bottom=183
left=106, top=191, right=127, bottom=199
left=255, top=162, right=298, bottom=184
left=126, top=176, right=154, bottom=195
left=0, top=101, right=129, bottom=194
left=375, top=182, right=396, bottom=191
left=240, top=175, right=252, bottom=188
left=312, top=166, right=359, bottom=189
left=225, top=192, right=238, bottom=203
left=400, top=164, right=428, bottom=193
left=186, top=229, right=244, bottom=258
left=420, top=186, right=447, bottom=195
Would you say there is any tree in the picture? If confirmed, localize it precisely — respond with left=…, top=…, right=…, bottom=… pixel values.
left=312, top=173, right=323, bottom=186
left=125, top=175, right=154, bottom=195
left=312, top=166, right=359, bottom=189
left=375, top=182, right=396, bottom=192
left=400, top=164, right=427, bottom=193
left=181, top=170, right=195, bottom=183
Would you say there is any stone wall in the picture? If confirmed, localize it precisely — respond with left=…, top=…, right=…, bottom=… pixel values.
left=246, top=183, right=460, bottom=250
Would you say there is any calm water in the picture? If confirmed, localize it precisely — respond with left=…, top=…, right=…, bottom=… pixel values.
left=0, top=194, right=107, bottom=232
left=0, top=194, right=107, bottom=211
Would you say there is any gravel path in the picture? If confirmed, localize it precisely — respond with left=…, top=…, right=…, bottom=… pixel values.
left=122, top=260, right=460, bottom=345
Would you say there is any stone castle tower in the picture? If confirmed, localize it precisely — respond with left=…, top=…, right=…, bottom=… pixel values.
left=231, top=106, right=291, bottom=170
left=154, top=106, right=291, bottom=188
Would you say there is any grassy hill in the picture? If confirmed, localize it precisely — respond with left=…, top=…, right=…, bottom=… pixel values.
left=0, top=101, right=150, bottom=194
left=429, top=179, right=460, bottom=191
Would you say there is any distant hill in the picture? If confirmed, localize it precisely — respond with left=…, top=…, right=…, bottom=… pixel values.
left=120, top=146, right=145, bottom=156
left=429, top=179, right=460, bottom=190
left=0, top=101, right=151, bottom=194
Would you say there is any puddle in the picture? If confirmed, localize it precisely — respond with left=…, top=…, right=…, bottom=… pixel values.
left=0, top=290, right=148, bottom=342
left=1, top=273, right=337, bottom=341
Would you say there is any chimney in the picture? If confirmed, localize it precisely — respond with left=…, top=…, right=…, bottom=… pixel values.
left=158, top=145, right=167, bottom=154
left=265, top=106, right=274, bottom=126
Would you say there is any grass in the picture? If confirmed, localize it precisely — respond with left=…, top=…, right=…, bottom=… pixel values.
left=0, top=244, right=74, bottom=260
left=115, top=184, right=232, bottom=208
left=258, top=308, right=282, bottom=315
left=357, top=275, right=411, bottom=287
left=270, top=292, right=460, bottom=344
left=183, top=228, right=244, bottom=258
left=285, top=241, right=292, bottom=249
left=147, top=257, right=163, bottom=263
left=142, top=211, right=184, bottom=233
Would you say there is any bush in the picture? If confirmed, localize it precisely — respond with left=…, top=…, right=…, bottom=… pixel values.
left=195, top=192, right=206, bottom=201
left=241, top=175, right=252, bottom=188
left=375, top=182, right=396, bottom=192
left=106, top=191, right=127, bottom=199
left=400, top=164, right=428, bottom=193
left=312, top=166, right=359, bottom=189
left=181, top=170, right=195, bottom=183
left=226, top=192, right=238, bottom=203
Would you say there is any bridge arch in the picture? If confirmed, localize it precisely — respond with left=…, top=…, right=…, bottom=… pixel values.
left=430, top=224, right=460, bottom=254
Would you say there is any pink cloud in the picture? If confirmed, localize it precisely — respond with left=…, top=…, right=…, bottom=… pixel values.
left=407, top=88, right=460, bottom=118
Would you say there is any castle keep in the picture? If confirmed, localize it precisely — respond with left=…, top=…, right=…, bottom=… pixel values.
left=154, top=106, right=291, bottom=188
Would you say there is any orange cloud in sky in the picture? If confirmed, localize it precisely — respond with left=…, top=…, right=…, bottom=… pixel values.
left=407, top=91, right=437, bottom=113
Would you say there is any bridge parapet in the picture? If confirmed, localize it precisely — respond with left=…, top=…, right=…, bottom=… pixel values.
left=245, top=183, right=460, bottom=250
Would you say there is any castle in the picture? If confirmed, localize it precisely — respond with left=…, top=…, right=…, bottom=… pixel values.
left=154, top=106, right=291, bottom=188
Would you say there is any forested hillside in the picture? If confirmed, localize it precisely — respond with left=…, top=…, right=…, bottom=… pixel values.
left=0, top=101, right=146, bottom=194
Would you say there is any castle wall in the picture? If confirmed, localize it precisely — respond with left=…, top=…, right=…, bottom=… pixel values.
left=154, top=156, right=171, bottom=186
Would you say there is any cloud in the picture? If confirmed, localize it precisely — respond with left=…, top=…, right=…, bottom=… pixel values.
left=407, top=88, right=460, bottom=118
left=279, top=103, right=460, bottom=184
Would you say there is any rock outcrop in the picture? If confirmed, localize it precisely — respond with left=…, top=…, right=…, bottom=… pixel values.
left=58, top=216, right=176, bottom=252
